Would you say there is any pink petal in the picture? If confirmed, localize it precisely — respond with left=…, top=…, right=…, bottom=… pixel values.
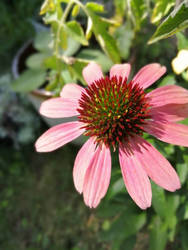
left=144, top=120, right=188, bottom=147
left=150, top=103, right=188, bottom=122
left=82, top=62, right=104, bottom=85
left=129, top=136, right=181, bottom=192
left=119, top=143, right=152, bottom=209
left=147, top=85, right=188, bottom=107
left=83, top=144, right=111, bottom=208
left=40, top=97, right=79, bottom=118
left=110, top=63, right=131, bottom=82
left=73, top=137, right=97, bottom=193
left=35, top=121, right=85, bottom=152
left=60, top=83, right=84, bottom=100
left=133, top=63, right=166, bottom=89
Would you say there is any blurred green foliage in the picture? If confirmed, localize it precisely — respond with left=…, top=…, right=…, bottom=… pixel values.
left=1, top=0, right=188, bottom=249
left=0, top=0, right=42, bottom=72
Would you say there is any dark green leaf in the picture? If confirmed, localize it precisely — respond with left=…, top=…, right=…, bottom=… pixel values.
left=149, top=1, right=188, bottom=44
left=65, top=21, right=88, bottom=46
left=177, top=162, right=188, bottom=184
left=149, top=216, right=168, bottom=250
left=165, top=195, right=180, bottom=241
left=100, top=211, right=146, bottom=241
left=12, top=69, right=46, bottom=92
left=112, top=235, right=136, bottom=250
left=181, top=225, right=188, bottom=250
left=151, top=182, right=167, bottom=219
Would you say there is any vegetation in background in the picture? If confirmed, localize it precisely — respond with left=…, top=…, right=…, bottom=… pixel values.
left=1, top=0, right=188, bottom=249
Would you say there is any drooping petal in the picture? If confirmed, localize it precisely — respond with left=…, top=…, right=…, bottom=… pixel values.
left=110, top=63, right=131, bottom=82
left=40, top=97, right=79, bottom=118
left=129, top=136, right=181, bottom=192
left=35, top=121, right=85, bottom=152
left=60, top=83, right=84, bottom=100
left=73, top=137, right=97, bottom=193
left=133, top=63, right=166, bottom=89
left=150, top=103, right=188, bottom=122
left=119, top=143, right=152, bottom=209
left=82, top=62, right=103, bottom=85
left=83, top=144, right=111, bottom=208
left=147, top=85, right=188, bottom=107
left=144, top=120, right=188, bottom=147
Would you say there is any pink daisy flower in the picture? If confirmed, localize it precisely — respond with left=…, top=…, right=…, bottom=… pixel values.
left=35, top=62, right=188, bottom=209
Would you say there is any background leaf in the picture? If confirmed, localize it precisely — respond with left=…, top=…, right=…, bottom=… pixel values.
left=86, top=8, right=120, bottom=63
left=149, top=216, right=168, bottom=250
left=86, top=2, right=104, bottom=13
left=65, top=21, right=88, bottom=46
left=12, top=69, right=46, bottom=92
left=77, top=49, right=113, bottom=72
left=149, top=1, right=188, bottom=44
left=151, top=0, right=175, bottom=24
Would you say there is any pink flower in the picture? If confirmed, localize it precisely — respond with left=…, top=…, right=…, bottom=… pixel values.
left=35, top=62, right=188, bottom=209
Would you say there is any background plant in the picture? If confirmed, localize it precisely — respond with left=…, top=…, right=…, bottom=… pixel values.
left=1, top=0, right=188, bottom=249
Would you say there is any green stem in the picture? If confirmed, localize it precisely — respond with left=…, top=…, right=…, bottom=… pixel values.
left=55, top=0, right=74, bottom=57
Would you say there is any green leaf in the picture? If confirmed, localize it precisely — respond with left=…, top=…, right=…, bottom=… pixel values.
left=149, top=1, right=188, bottom=44
left=149, top=216, right=168, bottom=250
left=108, top=178, right=125, bottom=199
left=100, top=210, right=146, bottom=242
left=118, top=235, right=136, bottom=250
left=77, top=49, right=113, bottom=72
left=158, top=74, right=176, bottom=86
left=176, top=32, right=188, bottom=50
left=114, top=0, right=126, bottom=18
left=62, top=36, right=81, bottom=56
left=151, top=0, right=175, bottom=24
left=114, top=24, right=134, bottom=60
left=70, top=60, right=88, bottom=85
left=165, top=195, right=180, bottom=241
left=59, top=26, right=68, bottom=49
left=71, top=4, right=80, bottom=17
left=86, top=2, right=104, bottom=13
left=40, top=0, right=55, bottom=15
left=181, top=225, right=188, bottom=250
left=11, top=69, right=46, bottom=92
left=43, top=11, right=58, bottom=24
left=65, top=21, right=88, bottom=46
left=129, top=0, right=148, bottom=30
left=26, top=53, right=49, bottom=69
left=86, top=8, right=120, bottom=63
left=34, top=31, right=52, bottom=53
left=151, top=182, right=167, bottom=219
left=176, top=147, right=188, bottom=184
left=177, top=162, right=188, bottom=184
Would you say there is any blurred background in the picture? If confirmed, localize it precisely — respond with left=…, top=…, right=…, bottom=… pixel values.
left=0, top=0, right=188, bottom=249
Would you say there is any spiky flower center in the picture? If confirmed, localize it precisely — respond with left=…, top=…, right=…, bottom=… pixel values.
left=77, top=76, right=150, bottom=149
